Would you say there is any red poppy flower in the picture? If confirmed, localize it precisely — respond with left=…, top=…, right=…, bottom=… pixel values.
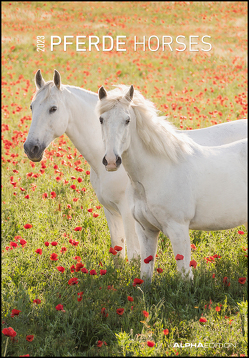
left=157, top=268, right=163, bottom=273
left=14, top=235, right=22, bottom=241
left=163, top=329, right=169, bottom=335
left=189, top=260, right=197, bottom=268
left=143, top=310, right=149, bottom=318
left=74, top=256, right=81, bottom=261
left=212, top=274, right=215, bottom=279
left=88, top=208, right=93, bottom=212
left=60, top=246, right=67, bottom=253
left=77, top=177, right=83, bottom=183
left=128, top=296, right=134, bottom=302
left=144, top=255, right=153, bottom=264
left=70, top=265, right=75, bottom=273
left=199, top=317, right=207, bottom=323
left=24, top=194, right=29, bottom=199
left=191, top=244, right=196, bottom=250
left=101, top=307, right=108, bottom=317
left=73, top=198, right=78, bottom=202
left=50, top=191, right=56, bottom=198
left=70, top=185, right=76, bottom=190
left=35, top=248, right=42, bottom=255
left=75, top=262, right=84, bottom=272
left=24, top=224, right=32, bottom=229
left=109, top=247, right=117, bottom=255
left=97, top=340, right=103, bottom=347
left=26, top=335, right=34, bottom=342
left=68, top=277, right=79, bottom=285
left=116, top=308, right=124, bottom=315
left=71, top=240, right=79, bottom=246
left=50, top=253, right=58, bottom=261
left=10, top=242, right=18, bottom=248
left=90, top=269, right=97, bottom=275
left=93, top=213, right=99, bottom=218
left=215, top=306, right=221, bottom=312
left=42, top=193, right=48, bottom=199
left=86, top=171, right=90, bottom=175
left=238, top=277, right=246, bottom=284
left=19, top=355, right=30, bottom=357
left=20, top=239, right=27, bottom=246
left=11, top=309, right=21, bottom=317
left=74, top=226, right=82, bottom=231
left=114, top=245, right=123, bottom=251
left=57, top=266, right=65, bottom=273
left=147, top=341, right=155, bottom=347
left=2, top=327, right=17, bottom=337
left=55, top=304, right=64, bottom=311
left=100, top=269, right=107, bottom=275
left=175, top=254, right=184, bottom=260
left=238, top=230, right=244, bottom=235
left=81, top=268, right=88, bottom=274
left=96, top=206, right=101, bottom=209
left=133, top=278, right=144, bottom=286
left=44, top=241, right=49, bottom=247
left=223, top=277, right=231, bottom=287
left=33, top=299, right=41, bottom=304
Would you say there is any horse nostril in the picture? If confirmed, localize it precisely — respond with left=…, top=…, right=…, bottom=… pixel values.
left=116, top=155, right=122, bottom=166
left=31, top=145, right=39, bottom=155
left=102, top=156, right=108, bottom=166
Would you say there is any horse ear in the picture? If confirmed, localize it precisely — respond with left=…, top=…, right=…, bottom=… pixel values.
left=125, top=85, right=134, bottom=102
left=35, top=69, right=45, bottom=89
left=98, top=86, right=107, bottom=100
left=54, top=69, right=61, bottom=90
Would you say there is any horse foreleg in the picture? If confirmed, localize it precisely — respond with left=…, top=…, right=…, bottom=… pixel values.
left=135, top=221, right=160, bottom=283
left=103, top=207, right=126, bottom=260
left=119, top=207, right=140, bottom=261
left=164, top=222, right=193, bottom=280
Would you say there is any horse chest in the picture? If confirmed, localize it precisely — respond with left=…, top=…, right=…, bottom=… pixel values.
left=128, top=180, right=162, bottom=231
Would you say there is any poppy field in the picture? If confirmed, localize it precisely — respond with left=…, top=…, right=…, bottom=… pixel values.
left=1, top=2, right=248, bottom=357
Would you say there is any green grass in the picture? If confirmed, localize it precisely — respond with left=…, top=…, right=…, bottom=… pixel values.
left=1, top=2, right=247, bottom=356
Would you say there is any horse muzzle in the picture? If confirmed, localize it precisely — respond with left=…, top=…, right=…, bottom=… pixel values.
left=23, top=141, right=45, bottom=162
left=102, top=154, right=122, bottom=171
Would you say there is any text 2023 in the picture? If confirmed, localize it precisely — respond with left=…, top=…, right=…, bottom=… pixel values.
left=37, top=36, right=45, bottom=52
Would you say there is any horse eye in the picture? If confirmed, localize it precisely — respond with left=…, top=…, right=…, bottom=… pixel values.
left=49, top=106, right=57, bottom=114
left=99, top=117, right=103, bottom=124
left=30, top=104, right=32, bottom=110
left=125, top=117, right=130, bottom=124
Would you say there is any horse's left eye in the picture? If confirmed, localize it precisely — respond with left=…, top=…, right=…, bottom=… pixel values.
left=49, top=106, right=57, bottom=114
left=125, top=117, right=130, bottom=125
left=99, top=117, right=103, bottom=124
left=30, top=104, right=32, bottom=110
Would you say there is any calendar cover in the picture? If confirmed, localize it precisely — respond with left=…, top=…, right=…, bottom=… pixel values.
left=2, top=2, right=247, bottom=357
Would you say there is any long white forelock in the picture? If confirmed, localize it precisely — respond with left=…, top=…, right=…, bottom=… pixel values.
left=96, top=85, right=194, bottom=162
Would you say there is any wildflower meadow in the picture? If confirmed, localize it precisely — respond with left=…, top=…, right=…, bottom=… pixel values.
left=1, top=2, right=247, bottom=357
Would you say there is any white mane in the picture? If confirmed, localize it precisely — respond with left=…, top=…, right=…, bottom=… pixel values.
left=96, top=85, right=194, bottom=162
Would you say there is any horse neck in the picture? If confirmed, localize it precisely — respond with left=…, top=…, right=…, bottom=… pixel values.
left=64, top=86, right=104, bottom=174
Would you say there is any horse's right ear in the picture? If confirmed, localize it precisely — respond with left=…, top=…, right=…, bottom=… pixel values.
left=98, top=86, right=107, bottom=100
left=54, top=69, right=61, bottom=90
left=35, top=69, right=45, bottom=89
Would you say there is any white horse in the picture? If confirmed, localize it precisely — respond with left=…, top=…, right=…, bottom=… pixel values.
left=97, top=85, right=247, bottom=282
left=24, top=70, right=247, bottom=262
